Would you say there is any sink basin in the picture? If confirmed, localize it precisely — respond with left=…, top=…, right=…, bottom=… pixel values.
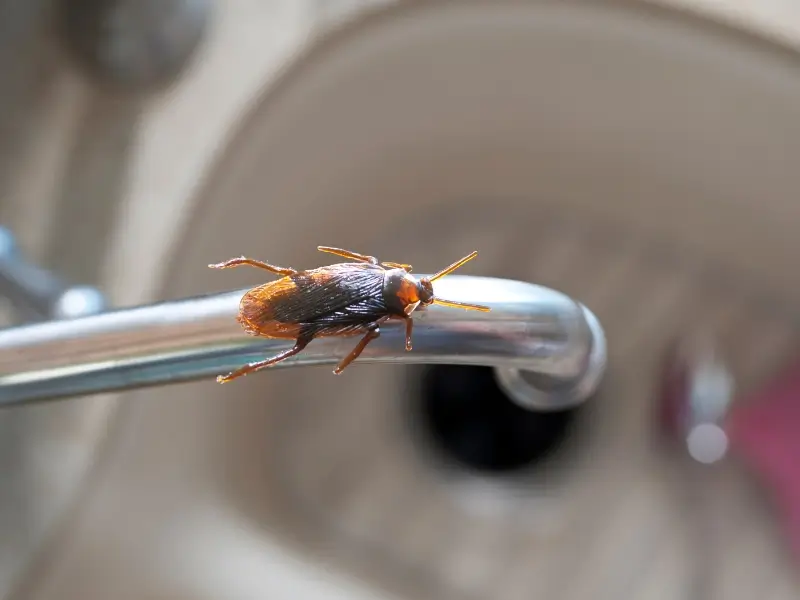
left=9, top=1, right=800, bottom=599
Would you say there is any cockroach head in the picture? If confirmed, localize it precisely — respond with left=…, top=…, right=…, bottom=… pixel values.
left=417, top=251, right=491, bottom=314
left=418, top=278, right=435, bottom=305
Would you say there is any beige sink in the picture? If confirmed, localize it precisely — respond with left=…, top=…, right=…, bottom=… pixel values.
left=4, top=1, right=800, bottom=599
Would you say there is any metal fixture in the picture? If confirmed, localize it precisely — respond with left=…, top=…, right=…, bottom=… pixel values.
left=0, top=275, right=606, bottom=409
left=659, top=334, right=734, bottom=465
left=659, top=334, right=736, bottom=600
left=0, top=226, right=106, bottom=322
left=56, top=0, right=213, bottom=91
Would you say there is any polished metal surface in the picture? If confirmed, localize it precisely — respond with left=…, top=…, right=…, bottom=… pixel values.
left=659, top=335, right=737, bottom=600
left=0, top=226, right=106, bottom=322
left=0, top=274, right=606, bottom=409
left=663, top=335, right=734, bottom=465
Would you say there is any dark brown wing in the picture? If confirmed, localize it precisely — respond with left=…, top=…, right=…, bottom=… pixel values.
left=239, top=263, right=387, bottom=338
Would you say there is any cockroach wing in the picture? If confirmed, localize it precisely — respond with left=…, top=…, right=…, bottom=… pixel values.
left=239, top=263, right=387, bottom=337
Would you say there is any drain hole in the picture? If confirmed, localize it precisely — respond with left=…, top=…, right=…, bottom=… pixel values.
left=411, top=365, right=581, bottom=475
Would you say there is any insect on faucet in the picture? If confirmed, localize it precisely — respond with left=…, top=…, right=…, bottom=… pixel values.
left=209, top=246, right=490, bottom=382
left=0, top=257, right=605, bottom=409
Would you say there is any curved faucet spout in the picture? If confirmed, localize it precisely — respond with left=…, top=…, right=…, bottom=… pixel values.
left=0, top=276, right=606, bottom=410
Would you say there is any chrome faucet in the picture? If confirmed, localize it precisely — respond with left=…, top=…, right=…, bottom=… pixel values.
left=0, top=231, right=607, bottom=411
left=0, top=226, right=106, bottom=322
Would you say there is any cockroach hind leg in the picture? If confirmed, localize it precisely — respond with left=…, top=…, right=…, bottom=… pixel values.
left=216, top=369, right=247, bottom=384
left=208, top=255, right=249, bottom=269
left=208, top=256, right=297, bottom=276
left=215, top=336, right=311, bottom=383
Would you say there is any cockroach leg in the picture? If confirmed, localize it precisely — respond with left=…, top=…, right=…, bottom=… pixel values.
left=402, top=315, right=413, bottom=351
left=333, top=318, right=387, bottom=374
left=382, top=262, right=413, bottom=272
left=217, top=335, right=311, bottom=383
left=208, top=256, right=297, bottom=276
left=333, top=327, right=379, bottom=374
left=317, top=247, right=412, bottom=271
left=317, top=246, right=380, bottom=265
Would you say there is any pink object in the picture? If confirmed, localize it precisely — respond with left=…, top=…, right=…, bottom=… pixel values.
left=657, top=341, right=690, bottom=440
left=726, top=363, right=800, bottom=563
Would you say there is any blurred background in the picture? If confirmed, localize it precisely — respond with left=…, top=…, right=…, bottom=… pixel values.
left=0, top=0, right=799, bottom=599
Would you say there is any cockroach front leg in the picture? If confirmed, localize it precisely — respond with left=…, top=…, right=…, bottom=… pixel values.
left=333, top=318, right=389, bottom=374
left=400, top=315, right=413, bottom=351
left=208, top=256, right=297, bottom=276
left=217, top=335, right=311, bottom=383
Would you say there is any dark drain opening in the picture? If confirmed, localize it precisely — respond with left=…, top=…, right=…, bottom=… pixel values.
left=411, top=365, right=581, bottom=475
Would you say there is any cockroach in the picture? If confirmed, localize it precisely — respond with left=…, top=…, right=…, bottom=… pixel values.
left=209, top=246, right=490, bottom=383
